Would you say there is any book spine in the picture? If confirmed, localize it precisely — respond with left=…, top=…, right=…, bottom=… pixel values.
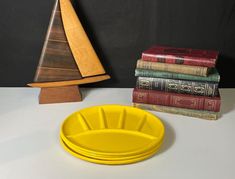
left=136, top=77, right=219, bottom=97
left=132, top=89, right=221, bottom=112
left=135, top=69, right=220, bottom=83
left=137, top=60, right=208, bottom=77
left=133, top=103, right=218, bottom=120
left=142, top=53, right=216, bottom=67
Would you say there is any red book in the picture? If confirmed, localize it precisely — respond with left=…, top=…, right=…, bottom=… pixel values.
left=142, top=46, right=219, bottom=67
left=132, top=88, right=221, bottom=112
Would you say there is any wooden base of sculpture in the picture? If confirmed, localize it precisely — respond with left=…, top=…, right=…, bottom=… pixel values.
left=39, top=85, right=82, bottom=104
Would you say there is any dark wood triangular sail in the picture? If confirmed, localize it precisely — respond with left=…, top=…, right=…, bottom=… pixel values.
left=34, top=0, right=82, bottom=82
left=39, top=86, right=82, bottom=104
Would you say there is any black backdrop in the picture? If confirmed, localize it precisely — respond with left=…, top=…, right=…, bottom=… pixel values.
left=0, top=0, right=234, bottom=87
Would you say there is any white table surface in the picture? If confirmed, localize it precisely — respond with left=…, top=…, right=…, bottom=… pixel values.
left=0, top=88, right=234, bottom=179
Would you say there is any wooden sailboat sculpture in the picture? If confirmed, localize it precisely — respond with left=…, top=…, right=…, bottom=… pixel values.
left=28, top=0, right=110, bottom=104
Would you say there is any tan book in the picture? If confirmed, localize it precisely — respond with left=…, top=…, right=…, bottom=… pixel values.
left=133, top=103, right=219, bottom=120
left=137, top=59, right=209, bottom=77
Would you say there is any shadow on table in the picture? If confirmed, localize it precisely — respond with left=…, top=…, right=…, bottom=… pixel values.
left=80, top=88, right=94, bottom=99
left=0, top=88, right=37, bottom=118
left=0, top=131, right=54, bottom=166
left=155, top=120, right=175, bottom=155
left=219, top=89, right=235, bottom=117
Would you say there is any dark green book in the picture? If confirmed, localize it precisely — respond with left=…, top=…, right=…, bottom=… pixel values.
left=136, top=77, right=219, bottom=97
left=135, top=68, right=220, bottom=82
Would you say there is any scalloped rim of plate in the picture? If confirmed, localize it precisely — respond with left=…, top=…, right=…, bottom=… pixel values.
left=60, top=137, right=161, bottom=165
left=60, top=130, right=162, bottom=157
left=60, top=136, right=163, bottom=161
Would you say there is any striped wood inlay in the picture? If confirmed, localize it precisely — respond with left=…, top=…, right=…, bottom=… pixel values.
left=34, top=0, right=82, bottom=82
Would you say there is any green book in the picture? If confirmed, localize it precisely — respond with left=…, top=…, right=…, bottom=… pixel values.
left=135, top=68, right=220, bottom=82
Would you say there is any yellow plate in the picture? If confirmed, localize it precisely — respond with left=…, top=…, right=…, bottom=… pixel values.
left=60, top=105, right=164, bottom=157
left=61, top=129, right=164, bottom=159
left=62, top=138, right=164, bottom=160
left=60, top=137, right=160, bottom=165
left=60, top=136, right=163, bottom=161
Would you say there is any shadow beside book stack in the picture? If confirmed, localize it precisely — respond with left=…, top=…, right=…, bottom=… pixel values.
left=132, top=46, right=221, bottom=120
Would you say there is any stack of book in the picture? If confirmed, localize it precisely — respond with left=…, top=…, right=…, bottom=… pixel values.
left=132, top=46, right=221, bottom=120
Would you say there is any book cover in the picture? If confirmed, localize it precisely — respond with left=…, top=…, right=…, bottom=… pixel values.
left=135, top=68, right=220, bottom=83
left=133, top=103, right=218, bottom=120
left=142, top=46, right=219, bottom=67
left=137, top=60, right=209, bottom=77
left=132, top=88, right=221, bottom=112
left=136, top=77, right=219, bottom=97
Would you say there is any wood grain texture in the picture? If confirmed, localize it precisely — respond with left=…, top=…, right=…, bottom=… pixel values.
left=39, top=85, right=82, bottom=104
left=60, top=0, right=105, bottom=77
left=35, top=67, right=83, bottom=82
left=34, top=0, right=82, bottom=82
left=28, top=74, right=110, bottom=87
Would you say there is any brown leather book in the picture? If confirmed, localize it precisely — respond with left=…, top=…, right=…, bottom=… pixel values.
left=142, top=46, right=218, bottom=67
left=132, top=88, right=221, bottom=112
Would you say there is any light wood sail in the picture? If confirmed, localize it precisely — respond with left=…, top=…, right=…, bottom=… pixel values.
left=60, top=0, right=105, bottom=77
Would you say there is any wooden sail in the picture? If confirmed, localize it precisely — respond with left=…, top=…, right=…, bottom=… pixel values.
left=30, top=0, right=110, bottom=103
left=34, top=0, right=82, bottom=82
left=60, top=0, right=106, bottom=77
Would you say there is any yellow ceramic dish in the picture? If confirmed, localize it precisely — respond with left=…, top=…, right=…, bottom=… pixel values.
left=60, top=137, right=161, bottom=165
left=60, top=105, right=164, bottom=157
left=60, top=136, right=163, bottom=161
left=61, top=128, right=164, bottom=159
